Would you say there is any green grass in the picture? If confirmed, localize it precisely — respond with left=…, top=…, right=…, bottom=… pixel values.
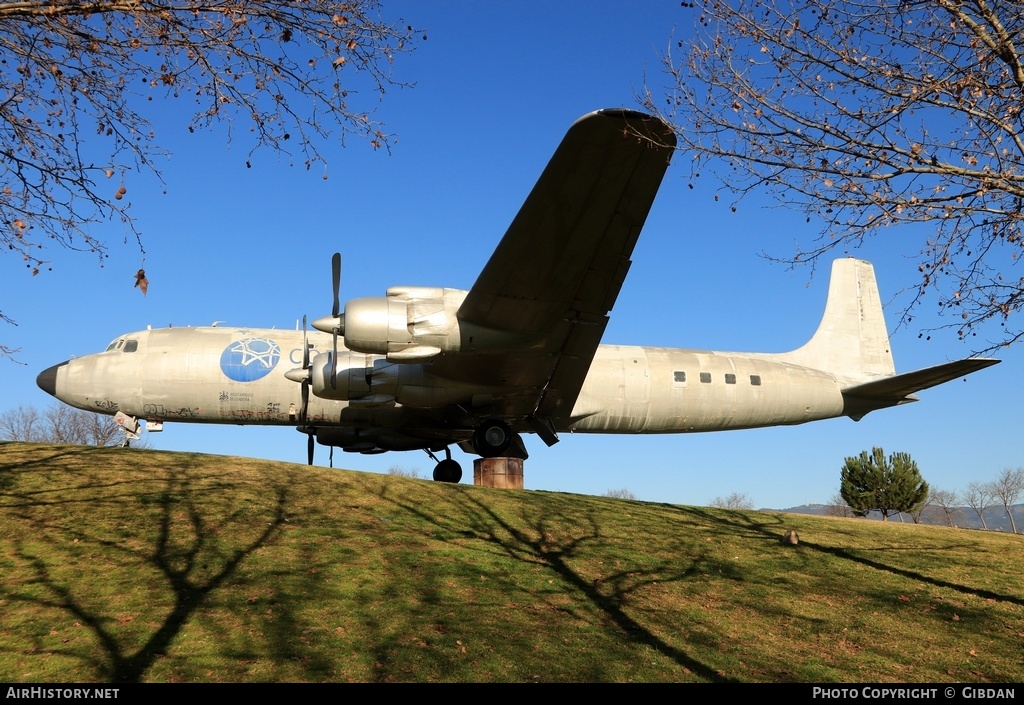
left=1, top=441, right=1021, bottom=683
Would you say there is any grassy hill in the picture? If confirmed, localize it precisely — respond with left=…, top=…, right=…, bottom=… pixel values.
left=1, top=442, right=1021, bottom=683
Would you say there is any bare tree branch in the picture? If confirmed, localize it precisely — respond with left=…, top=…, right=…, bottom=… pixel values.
left=642, top=0, right=1024, bottom=349
left=825, top=490, right=853, bottom=518
left=962, top=480, right=996, bottom=529
left=709, top=491, right=755, bottom=510
left=0, top=0, right=420, bottom=333
left=1, top=402, right=130, bottom=445
left=990, top=467, right=1024, bottom=533
left=928, top=487, right=961, bottom=527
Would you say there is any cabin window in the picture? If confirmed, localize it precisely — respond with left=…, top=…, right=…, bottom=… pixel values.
left=725, top=373, right=736, bottom=384
left=699, top=372, right=711, bottom=384
left=750, top=375, right=762, bottom=386
left=673, top=371, right=686, bottom=383
left=123, top=340, right=138, bottom=353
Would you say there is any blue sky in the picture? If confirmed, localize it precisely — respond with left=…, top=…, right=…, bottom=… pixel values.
left=2, top=1, right=1019, bottom=509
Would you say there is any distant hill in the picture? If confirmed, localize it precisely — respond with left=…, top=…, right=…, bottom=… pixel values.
left=776, top=502, right=1024, bottom=532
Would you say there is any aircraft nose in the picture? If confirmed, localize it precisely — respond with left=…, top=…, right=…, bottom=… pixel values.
left=36, top=361, right=67, bottom=397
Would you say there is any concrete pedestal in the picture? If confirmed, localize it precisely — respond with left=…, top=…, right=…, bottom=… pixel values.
left=473, top=457, right=525, bottom=489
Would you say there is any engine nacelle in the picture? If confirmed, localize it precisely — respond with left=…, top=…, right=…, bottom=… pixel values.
left=308, top=349, right=502, bottom=409
left=309, top=351, right=374, bottom=401
left=341, top=287, right=461, bottom=359
left=340, top=287, right=529, bottom=361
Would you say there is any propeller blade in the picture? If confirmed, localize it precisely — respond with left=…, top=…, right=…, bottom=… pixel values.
left=296, top=315, right=310, bottom=424
left=307, top=433, right=315, bottom=466
left=302, top=315, right=310, bottom=370
left=300, top=379, right=309, bottom=424
left=330, top=252, right=341, bottom=389
left=331, top=252, right=341, bottom=318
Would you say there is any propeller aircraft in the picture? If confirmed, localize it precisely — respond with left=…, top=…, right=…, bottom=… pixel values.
left=36, top=109, right=999, bottom=483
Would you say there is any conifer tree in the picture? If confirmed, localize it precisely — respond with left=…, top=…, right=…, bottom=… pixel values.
left=840, top=448, right=929, bottom=522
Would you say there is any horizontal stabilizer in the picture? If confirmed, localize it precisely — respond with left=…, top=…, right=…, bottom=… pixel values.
left=841, top=358, right=1000, bottom=420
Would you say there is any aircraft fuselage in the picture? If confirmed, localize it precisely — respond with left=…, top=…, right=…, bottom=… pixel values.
left=571, top=345, right=843, bottom=433
left=40, top=323, right=848, bottom=452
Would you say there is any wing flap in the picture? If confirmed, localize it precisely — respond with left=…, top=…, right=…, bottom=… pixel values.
left=841, top=358, right=999, bottom=420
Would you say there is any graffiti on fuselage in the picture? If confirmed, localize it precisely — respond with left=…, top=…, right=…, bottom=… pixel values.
left=227, top=409, right=289, bottom=422
left=143, top=404, right=199, bottom=419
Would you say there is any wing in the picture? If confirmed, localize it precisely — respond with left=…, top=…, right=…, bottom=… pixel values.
left=428, top=109, right=675, bottom=434
left=841, top=358, right=1000, bottom=420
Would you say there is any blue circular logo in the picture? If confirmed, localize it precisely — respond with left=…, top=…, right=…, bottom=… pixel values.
left=220, top=338, right=281, bottom=382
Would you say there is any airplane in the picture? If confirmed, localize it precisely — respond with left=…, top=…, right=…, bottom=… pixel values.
left=36, top=109, right=999, bottom=484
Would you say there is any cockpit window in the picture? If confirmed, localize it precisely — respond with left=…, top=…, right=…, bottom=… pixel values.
left=105, top=339, right=124, bottom=352
left=123, top=340, right=138, bottom=353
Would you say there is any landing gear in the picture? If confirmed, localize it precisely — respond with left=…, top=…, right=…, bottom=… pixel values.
left=472, top=419, right=512, bottom=457
left=433, top=458, right=463, bottom=483
left=423, top=419, right=517, bottom=483
left=427, top=447, right=463, bottom=483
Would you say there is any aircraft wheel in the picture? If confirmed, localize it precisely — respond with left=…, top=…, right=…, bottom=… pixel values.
left=473, top=419, right=512, bottom=457
left=433, top=458, right=463, bottom=483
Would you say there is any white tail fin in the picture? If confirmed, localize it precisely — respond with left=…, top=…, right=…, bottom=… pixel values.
left=781, top=259, right=895, bottom=384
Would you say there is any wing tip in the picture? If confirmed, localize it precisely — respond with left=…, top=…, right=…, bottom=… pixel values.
left=577, top=108, right=677, bottom=149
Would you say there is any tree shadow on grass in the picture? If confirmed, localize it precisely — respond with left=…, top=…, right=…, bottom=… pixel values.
left=672, top=504, right=1024, bottom=607
left=0, top=445, right=290, bottom=682
left=366, top=479, right=734, bottom=682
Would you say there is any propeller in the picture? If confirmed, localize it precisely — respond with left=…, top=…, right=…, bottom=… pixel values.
left=299, top=315, right=311, bottom=423
left=290, top=252, right=344, bottom=466
left=302, top=317, right=319, bottom=466
left=331, top=252, right=341, bottom=319
left=312, top=251, right=345, bottom=390
left=286, top=316, right=313, bottom=420
left=286, top=316, right=316, bottom=465
left=330, top=252, right=341, bottom=389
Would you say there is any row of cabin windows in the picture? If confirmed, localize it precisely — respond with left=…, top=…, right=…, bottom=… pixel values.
left=673, top=371, right=761, bottom=386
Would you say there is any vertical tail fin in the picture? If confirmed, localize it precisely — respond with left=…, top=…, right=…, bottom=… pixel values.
left=781, top=259, right=895, bottom=384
